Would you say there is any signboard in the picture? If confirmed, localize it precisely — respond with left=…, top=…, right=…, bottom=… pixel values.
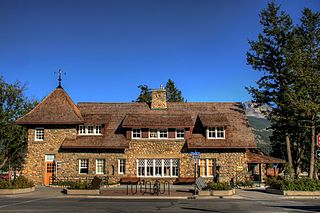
left=318, top=134, right=320, bottom=147
left=236, top=166, right=244, bottom=171
left=191, top=151, right=200, bottom=164
left=316, top=150, right=320, bottom=159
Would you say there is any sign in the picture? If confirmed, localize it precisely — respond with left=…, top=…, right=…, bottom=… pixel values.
left=191, top=151, right=200, bottom=163
left=318, top=134, right=320, bottom=147
left=236, top=166, right=244, bottom=171
left=316, top=150, right=320, bottom=159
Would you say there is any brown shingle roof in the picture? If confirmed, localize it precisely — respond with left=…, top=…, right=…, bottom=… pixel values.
left=199, top=114, right=229, bottom=127
left=82, top=114, right=111, bottom=125
left=246, top=151, right=285, bottom=164
left=122, top=114, right=194, bottom=128
left=16, top=87, right=84, bottom=125
left=61, top=135, right=129, bottom=149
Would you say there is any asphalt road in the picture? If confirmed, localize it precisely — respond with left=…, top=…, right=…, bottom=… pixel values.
left=0, top=197, right=319, bottom=212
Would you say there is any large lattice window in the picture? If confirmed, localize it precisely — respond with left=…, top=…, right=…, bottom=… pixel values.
left=79, top=159, right=89, bottom=174
left=96, top=159, right=105, bottom=174
left=137, top=159, right=179, bottom=177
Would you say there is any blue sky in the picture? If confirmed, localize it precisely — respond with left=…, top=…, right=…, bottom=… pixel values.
left=1, top=0, right=319, bottom=103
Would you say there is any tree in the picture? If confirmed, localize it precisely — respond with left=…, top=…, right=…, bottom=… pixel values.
left=165, top=79, right=185, bottom=102
left=136, top=85, right=151, bottom=103
left=136, top=79, right=185, bottom=103
left=0, top=76, right=37, bottom=173
left=246, top=2, right=295, bottom=173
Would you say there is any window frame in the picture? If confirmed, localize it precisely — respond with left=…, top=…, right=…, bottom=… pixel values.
left=79, top=159, right=89, bottom=174
left=199, top=158, right=214, bottom=177
left=175, top=129, right=185, bottom=139
left=35, top=128, right=44, bottom=141
left=118, top=159, right=126, bottom=175
left=148, top=129, right=168, bottom=139
left=45, top=154, right=55, bottom=162
left=95, top=159, right=105, bottom=175
left=132, top=129, right=141, bottom=139
left=207, top=127, right=225, bottom=139
left=78, top=125, right=103, bottom=135
left=136, top=159, right=179, bottom=177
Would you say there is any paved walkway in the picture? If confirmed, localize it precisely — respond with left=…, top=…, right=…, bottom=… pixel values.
left=235, top=188, right=283, bottom=200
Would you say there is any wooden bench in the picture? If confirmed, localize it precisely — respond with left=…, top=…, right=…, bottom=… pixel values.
left=173, top=177, right=196, bottom=184
left=120, top=177, right=141, bottom=184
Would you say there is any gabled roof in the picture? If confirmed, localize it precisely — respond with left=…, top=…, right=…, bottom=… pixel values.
left=122, top=114, right=194, bottom=128
left=16, top=87, right=84, bottom=125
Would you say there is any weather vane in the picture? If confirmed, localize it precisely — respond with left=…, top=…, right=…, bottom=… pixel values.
left=55, top=69, right=66, bottom=88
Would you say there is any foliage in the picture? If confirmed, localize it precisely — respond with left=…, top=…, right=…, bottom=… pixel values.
left=246, top=2, right=320, bottom=178
left=0, top=176, right=34, bottom=189
left=0, top=76, right=37, bottom=171
left=266, top=176, right=320, bottom=191
left=66, top=180, right=91, bottom=190
left=136, top=79, right=185, bottom=103
left=205, top=182, right=232, bottom=191
left=238, top=179, right=254, bottom=188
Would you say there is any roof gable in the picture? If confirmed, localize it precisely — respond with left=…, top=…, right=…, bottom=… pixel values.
left=16, top=87, right=83, bottom=125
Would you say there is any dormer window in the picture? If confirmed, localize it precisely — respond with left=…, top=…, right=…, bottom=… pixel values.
left=176, top=129, right=185, bottom=139
left=207, top=127, right=225, bottom=139
left=78, top=125, right=102, bottom=135
left=132, top=129, right=141, bottom=139
left=149, top=129, right=168, bottom=139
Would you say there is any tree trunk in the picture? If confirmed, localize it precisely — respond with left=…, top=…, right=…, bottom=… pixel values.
left=0, top=157, right=8, bottom=170
left=309, top=124, right=315, bottom=179
left=286, top=133, right=293, bottom=171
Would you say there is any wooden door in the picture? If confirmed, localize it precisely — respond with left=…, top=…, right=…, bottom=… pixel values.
left=44, top=162, right=55, bottom=185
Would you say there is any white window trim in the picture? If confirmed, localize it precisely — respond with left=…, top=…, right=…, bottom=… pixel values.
left=35, top=127, right=44, bottom=141
left=148, top=129, right=168, bottom=139
left=118, top=159, right=126, bottom=174
left=137, top=159, right=179, bottom=177
left=78, top=125, right=103, bottom=135
left=175, top=129, right=185, bottom=139
left=95, top=159, right=105, bottom=175
left=131, top=129, right=141, bottom=139
left=207, top=127, right=225, bottom=139
left=79, top=159, right=89, bottom=174
left=45, top=154, right=55, bottom=162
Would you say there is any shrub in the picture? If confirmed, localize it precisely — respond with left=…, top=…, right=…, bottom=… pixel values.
left=0, top=176, right=34, bottom=189
left=205, top=182, right=231, bottom=191
left=238, top=179, right=254, bottom=188
left=266, top=177, right=320, bottom=191
left=67, top=181, right=91, bottom=190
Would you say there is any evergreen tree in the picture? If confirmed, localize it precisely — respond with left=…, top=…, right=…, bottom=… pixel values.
left=136, top=85, right=151, bottom=103
left=136, top=79, right=185, bottom=103
left=0, top=76, right=37, bottom=173
left=165, top=79, right=184, bottom=102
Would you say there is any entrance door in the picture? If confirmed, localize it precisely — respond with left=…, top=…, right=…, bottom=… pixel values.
left=44, top=162, right=55, bottom=185
left=44, top=154, right=55, bottom=185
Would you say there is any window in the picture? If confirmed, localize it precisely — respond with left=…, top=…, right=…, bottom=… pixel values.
left=95, top=125, right=102, bottom=134
left=176, top=129, right=185, bottom=139
left=35, top=128, right=44, bottom=141
left=79, top=159, right=89, bottom=174
left=207, top=127, right=225, bottom=139
left=132, top=129, right=141, bottom=139
left=87, top=125, right=94, bottom=134
left=78, top=125, right=103, bottom=135
left=45, top=154, right=55, bottom=162
left=96, top=159, right=105, bottom=174
left=149, top=129, right=158, bottom=139
left=159, top=129, right=168, bottom=138
left=137, top=159, right=179, bottom=177
left=118, top=159, right=126, bottom=174
left=79, top=125, right=86, bottom=135
left=199, top=159, right=215, bottom=177
left=149, top=129, right=168, bottom=139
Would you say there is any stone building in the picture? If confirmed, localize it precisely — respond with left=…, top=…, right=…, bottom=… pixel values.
left=16, top=85, right=259, bottom=186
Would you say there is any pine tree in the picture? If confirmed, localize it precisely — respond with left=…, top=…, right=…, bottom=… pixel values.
left=136, top=85, right=151, bottom=103
left=165, top=79, right=184, bottom=102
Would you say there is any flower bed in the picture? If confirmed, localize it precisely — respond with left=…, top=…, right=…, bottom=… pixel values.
left=198, top=182, right=235, bottom=196
left=0, top=176, right=35, bottom=194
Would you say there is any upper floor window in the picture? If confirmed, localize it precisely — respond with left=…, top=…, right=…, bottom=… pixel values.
left=78, top=125, right=102, bottom=135
left=207, top=127, right=225, bottom=139
left=35, top=128, right=44, bottom=141
left=149, top=129, right=168, bottom=139
left=176, top=129, right=185, bottom=139
left=132, top=129, right=141, bottom=139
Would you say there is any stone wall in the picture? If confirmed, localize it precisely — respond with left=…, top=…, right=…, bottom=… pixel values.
left=23, top=126, right=249, bottom=185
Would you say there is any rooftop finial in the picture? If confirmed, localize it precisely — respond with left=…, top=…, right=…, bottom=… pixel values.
left=160, top=84, right=164, bottom=90
left=55, top=69, right=66, bottom=88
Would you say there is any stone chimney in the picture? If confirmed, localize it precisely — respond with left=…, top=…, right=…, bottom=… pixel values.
left=151, top=86, right=167, bottom=110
